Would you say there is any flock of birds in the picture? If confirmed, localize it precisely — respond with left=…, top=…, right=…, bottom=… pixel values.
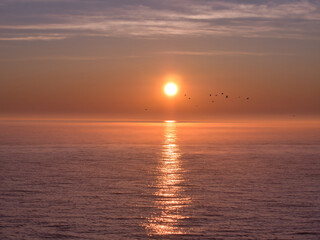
left=144, top=91, right=250, bottom=111
left=184, top=92, right=250, bottom=103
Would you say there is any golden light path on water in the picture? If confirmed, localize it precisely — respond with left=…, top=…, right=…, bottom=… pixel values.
left=145, top=121, right=191, bottom=236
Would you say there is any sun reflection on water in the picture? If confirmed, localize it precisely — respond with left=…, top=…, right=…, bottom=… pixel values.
left=145, top=121, right=191, bottom=236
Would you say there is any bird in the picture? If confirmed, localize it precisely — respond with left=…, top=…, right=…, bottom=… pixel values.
left=209, top=93, right=212, bottom=96
left=246, top=97, right=249, bottom=100
left=226, top=95, right=228, bottom=99
left=188, top=97, right=191, bottom=100
left=221, top=92, right=224, bottom=95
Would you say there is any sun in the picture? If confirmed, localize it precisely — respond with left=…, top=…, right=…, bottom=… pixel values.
left=164, top=83, right=178, bottom=96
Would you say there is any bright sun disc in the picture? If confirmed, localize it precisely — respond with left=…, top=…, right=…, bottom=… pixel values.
left=164, top=83, right=178, bottom=96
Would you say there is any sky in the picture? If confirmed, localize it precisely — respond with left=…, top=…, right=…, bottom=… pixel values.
left=0, top=0, right=319, bottom=120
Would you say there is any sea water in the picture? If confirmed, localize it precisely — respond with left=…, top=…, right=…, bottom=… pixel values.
left=0, top=120, right=319, bottom=239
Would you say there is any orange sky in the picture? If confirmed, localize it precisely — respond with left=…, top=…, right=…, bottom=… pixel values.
left=0, top=0, right=319, bottom=120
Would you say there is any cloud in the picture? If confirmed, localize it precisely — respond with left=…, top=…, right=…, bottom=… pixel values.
left=0, top=55, right=139, bottom=61
left=0, top=0, right=319, bottom=40
left=0, top=50, right=292, bottom=62
left=0, top=34, right=67, bottom=41
left=159, top=50, right=294, bottom=57
left=179, top=0, right=320, bottom=21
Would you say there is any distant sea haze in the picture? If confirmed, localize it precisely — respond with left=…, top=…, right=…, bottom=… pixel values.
left=1, top=120, right=320, bottom=239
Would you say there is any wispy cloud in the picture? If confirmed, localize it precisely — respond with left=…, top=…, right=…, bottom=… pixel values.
left=0, top=55, right=139, bottom=61
left=0, top=34, right=67, bottom=41
left=159, top=50, right=294, bottom=57
left=180, top=0, right=320, bottom=21
left=0, top=50, right=292, bottom=62
left=0, top=0, right=319, bottom=40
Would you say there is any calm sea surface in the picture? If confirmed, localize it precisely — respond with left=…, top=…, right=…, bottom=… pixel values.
left=0, top=120, right=320, bottom=239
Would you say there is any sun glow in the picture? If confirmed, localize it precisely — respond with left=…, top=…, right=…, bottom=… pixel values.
left=164, top=83, right=178, bottom=96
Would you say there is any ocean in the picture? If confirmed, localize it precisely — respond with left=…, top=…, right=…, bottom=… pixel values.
left=1, top=120, right=320, bottom=239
